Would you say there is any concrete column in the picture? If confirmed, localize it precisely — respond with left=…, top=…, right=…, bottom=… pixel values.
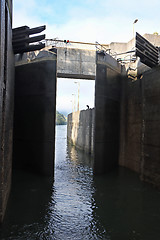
left=0, top=0, right=14, bottom=223
left=13, top=57, right=57, bottom=177
left=94, top=52, right=122, bottom=174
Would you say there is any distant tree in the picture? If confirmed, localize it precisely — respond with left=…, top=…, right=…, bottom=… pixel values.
left=153, top=32, right=159, bottom=35
left=56, top=111, right=67, bottom=125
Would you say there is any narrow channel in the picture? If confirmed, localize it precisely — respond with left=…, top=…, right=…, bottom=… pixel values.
left=0, top=125, right=160, bottom=239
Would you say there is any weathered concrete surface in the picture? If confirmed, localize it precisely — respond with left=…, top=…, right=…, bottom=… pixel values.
left=119, top=66, right=160, bottom=188
left=119, top=75, right=142, bottom=173
left=13, top=57, right=57, bottom=177
left=109, top=33, right=160, bottom=55
left=0, top=0, right=14, bottom=223
left=94, top=52, right=123, bottom=175
left=57, top=47, right=95, bottom=79
left=15, top=33, right=160, bottom=82
left=109, top=34, right=160, bottom=77
left=67, top=109, right=94, bottom=155
left=67, top=58, right=160, bottom=188
left=141, top=67, right=160, bottom=187
left=15, top=47, right=96, bottom=80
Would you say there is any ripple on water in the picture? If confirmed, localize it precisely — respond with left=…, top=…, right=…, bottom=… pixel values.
left=1, top=126, right=160, bottom=239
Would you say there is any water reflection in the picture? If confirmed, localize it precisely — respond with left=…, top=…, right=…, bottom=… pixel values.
left=42, top=126, right=108, bottom=239
left=0, top=125, right=160, bottom=239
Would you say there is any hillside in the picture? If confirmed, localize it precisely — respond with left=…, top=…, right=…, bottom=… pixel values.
left=56, top=111, right=67, bottom=125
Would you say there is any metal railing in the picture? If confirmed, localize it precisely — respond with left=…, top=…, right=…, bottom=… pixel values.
left=95, top=41, right=111, bottom=54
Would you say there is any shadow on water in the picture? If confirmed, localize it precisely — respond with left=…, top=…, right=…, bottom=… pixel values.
left=93, top=168, right=160, bottom=240
left=0, top=170, right=53, bottom=240
left=0, top=125, right=160, bottom=240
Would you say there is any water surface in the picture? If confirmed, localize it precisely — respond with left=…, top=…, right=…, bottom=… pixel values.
left=0, top=125, right=160, bottom=239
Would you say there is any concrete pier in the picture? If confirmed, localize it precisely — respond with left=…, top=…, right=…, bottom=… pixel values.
left=94, top=52, right=123, bottom=174
left=13, top=57, right=57, bottom=177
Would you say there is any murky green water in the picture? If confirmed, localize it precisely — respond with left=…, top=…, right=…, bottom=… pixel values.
left=0, top=125, right=160, bottom=240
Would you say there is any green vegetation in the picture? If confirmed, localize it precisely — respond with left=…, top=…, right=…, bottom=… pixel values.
left=56, top=111, right=67, bottom=125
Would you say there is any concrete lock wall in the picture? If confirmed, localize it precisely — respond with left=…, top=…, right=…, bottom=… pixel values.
left=67, top=109, right=94, bottom=155
left=0, top=0, right=14, bottom=223
left=94, top=52, right=123, bottom=175
left=13, top=57, right=57, bottom=177
left=119, top=66, right=160, bottom=188
left=119, top=75, right=142, bottom=173
left=65, top=49, right=160, bottom=188
left=141, top=67, right=160, bottom=187
left=15, top=47, right=96, bottom=80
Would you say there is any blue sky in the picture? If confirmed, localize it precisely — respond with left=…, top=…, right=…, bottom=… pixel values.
left=13, top=0, right=160, bottom=114
left=13, top=0, right=160, bottom=43
left=56, top=79, right=95, bottom=115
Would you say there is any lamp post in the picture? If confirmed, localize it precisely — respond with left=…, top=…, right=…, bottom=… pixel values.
left=70, top=100, right=73, bottom=113
left=133, top=19, right=138, bottom=38
left=72, top=94, right=76, bottom=112
left=74, top=81, right=80, bottom=111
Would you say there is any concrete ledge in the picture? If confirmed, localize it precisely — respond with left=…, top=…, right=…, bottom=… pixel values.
left=57, top=72, right=95, bottom=80
left=96, top=52, right=122, bottom=74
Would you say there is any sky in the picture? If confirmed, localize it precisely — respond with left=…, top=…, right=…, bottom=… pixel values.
left=56, top=79, right=95, bottom=115
left=13, top=0, right=160, bottom=114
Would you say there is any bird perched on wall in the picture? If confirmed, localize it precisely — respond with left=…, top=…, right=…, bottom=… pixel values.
left=86, top=105, right=89, bottom=109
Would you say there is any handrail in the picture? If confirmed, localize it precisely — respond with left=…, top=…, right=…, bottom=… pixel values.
left=95, top=41, right=111, bottom=54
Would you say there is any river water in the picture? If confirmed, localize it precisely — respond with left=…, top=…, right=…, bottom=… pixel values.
left=0, top=125, right=160, bottom=240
